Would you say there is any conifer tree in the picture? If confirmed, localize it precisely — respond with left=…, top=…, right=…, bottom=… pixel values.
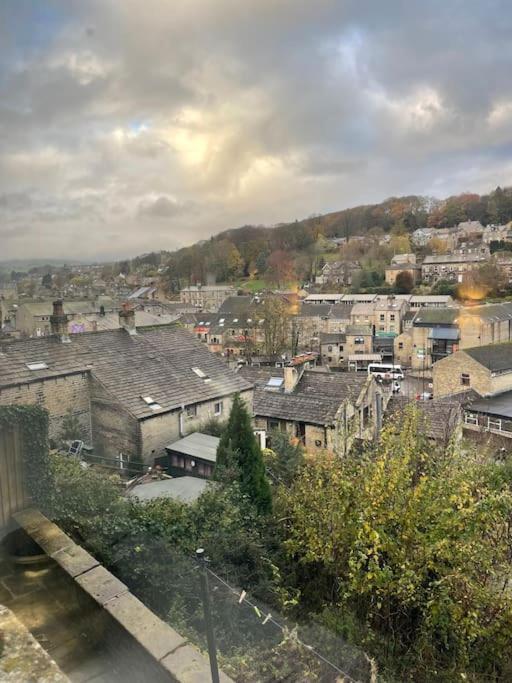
left=215, top=394, right=272, bottom=514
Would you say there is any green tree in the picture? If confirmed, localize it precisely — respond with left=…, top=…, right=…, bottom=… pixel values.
left=215, top=395, right=272, bottom=514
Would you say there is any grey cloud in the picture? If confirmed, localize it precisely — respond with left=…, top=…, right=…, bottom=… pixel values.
left=137, top=195, right=195, bottom=219
left=1, top=1, right=512, bottom=259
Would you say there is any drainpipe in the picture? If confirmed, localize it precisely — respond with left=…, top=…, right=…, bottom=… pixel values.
left=179, top=404, right=185, bottom=437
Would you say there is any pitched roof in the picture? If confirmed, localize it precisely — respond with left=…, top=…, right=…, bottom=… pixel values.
left=464, top=341, right=512, bottom=374
left=218, top=296, right=254, bottom=316
left=387, top=396, right=462, bottom=441
left=165, top=432, right=220, bottom=462
left=297, top=303, right=332, bottom=318
left=459, top=302, right=512, bottom=323
left=319, top=332, right=347, bottom=344
left=0, top=327, right=252, bottom=419
left=239, top=366, right=367, bottom=426
left=413, top=308, right=459, bottom=326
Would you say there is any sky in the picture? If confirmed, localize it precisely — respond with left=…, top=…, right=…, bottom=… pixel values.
left=2, top=0, right=512, bottom=261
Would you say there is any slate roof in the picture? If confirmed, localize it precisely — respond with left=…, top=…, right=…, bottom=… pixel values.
left=319, top=332, right=347, bottom=344
left=459, top=302, right=512, bottom=323
left=297, top=303, right=332, bottom=318
left=0, top=327, right=252, bottom=419
left=387, top=396, right=462, bottom=441
left=218, top=296, right=254, bottom=316
left=464, top=341, right=512, bottom=374
left=239, top=366, right=367, bottom=426
left=329, top=304, right=353, bottom=319
left=414, top=308, right=459, bottom=326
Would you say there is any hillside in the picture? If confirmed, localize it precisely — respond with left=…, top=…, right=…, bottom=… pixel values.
left=125, top=186, right=512, bottom=289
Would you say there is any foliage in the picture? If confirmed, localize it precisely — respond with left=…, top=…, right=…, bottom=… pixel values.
left=58, top=408, right=88, bottom=447
left=266, top=250, right=296, bottom=287
left=282, top=406, right=512, bottom=680
left=263, top=431, right=304, bottom=487
left=394, top=270, right=414, bottom=294
left=215, top=395, right=272, bottom=515
left=0, top=405, right=54, bottom=509
left=197, top=415, right=227, bottom=437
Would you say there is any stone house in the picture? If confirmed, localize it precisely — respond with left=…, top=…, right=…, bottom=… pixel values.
left=239, top=363, right=386, bottom=455
left=374, top=296, right=407, bottom=335
left=319, top=332, right=347, bottom=368
left=421, top=253, right=487, bottom=284
left=0, top=301, right=252, bottom=467
left=15, top=298, right=119, bottom=337
left=179, top=285, right=236, bottom=311
left=433, top=341, right=512, bottom=399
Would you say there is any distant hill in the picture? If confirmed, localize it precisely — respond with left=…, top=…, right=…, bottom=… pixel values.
left=122, top=186, right=512, bottom=287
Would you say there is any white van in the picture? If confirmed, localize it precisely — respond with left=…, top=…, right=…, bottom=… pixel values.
left=367, top=363, right=404, bottom=381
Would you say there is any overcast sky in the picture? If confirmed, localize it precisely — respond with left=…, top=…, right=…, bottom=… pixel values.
left=2, top=1, right=512, bottom=261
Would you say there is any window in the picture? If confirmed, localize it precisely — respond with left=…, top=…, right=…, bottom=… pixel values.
left=186, top=405, right=197, bottom=418
left=328, top=356, right=332, bottom=362
left=328, top=345, right=332, bottom=352
left=339, top=345, right=344, bottom=351
left=379, top=314, right=385, bottom=322
left=398, top=342, right=404, bottom=350
left=461, top=373, right=470, bottom=386
left=390, top=314, right=395, bottom=321
left=214, top=401, right=223, bottom=416
left=26, top=361, right=48, bottom=371
left=354, top=337, right=364, bottom=345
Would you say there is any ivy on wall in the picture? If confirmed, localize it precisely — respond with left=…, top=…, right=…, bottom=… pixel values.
left=0, top=405, right=54, bottom=510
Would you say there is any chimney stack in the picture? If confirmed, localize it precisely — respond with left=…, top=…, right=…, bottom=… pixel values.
left=119, top=303, right=136, bottom=335
left=283, top=365, right=299, bottom=393
left=50, top=300, right=70, bottom=343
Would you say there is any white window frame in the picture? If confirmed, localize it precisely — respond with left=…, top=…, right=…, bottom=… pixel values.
left=214, top=401, right=223, bottom=416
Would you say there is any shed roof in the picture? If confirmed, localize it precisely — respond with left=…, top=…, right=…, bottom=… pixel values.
left=127, top=476, right=211, bottom=503
left=468, top=390, right=512, bottom=419
left=166, top=432, right=220, bottom=463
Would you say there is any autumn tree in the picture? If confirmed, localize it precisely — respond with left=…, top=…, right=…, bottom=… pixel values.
left=259, top=297, right=291, bottom=356
left=215, top=394, right=272, bottom=514
left=266, top=250, right=296, bottom=287
left=282, top=406, right=512, bottom=679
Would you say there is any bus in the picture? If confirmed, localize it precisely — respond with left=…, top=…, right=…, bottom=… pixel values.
left=367, top=363, right=404, bottom=381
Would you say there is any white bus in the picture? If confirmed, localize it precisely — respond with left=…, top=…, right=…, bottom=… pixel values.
left=367, top=363, right=404, bottom=381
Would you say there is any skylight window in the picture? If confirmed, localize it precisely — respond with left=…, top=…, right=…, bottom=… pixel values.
left=266, top=377, right=284, bottom=388
left=219, top=318, right=225, bottom=323
left=26, top=362, right=48, bottom=371
left=191, top=366, right=210, bottom=380
left=233, top=318, right=238, bottom=323
left=141, top=395, right=162, bottom=411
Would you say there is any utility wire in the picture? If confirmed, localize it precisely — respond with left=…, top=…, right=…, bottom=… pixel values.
left=204, top=565, right=360, bottom=683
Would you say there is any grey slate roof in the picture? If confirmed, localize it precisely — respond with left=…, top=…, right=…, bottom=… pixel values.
left=239, top=366, right=367, bottom=426
left=461, top=302, right=512, bottom=323
left=464, top=341, right=512, bottom=374
left=218, top=296, right=254, bottom=316
left=387, top=396, right=462, bottom=441
left=297, top=303, right=332, bottom=318
left=319, top=333, right=346, bottom=344
left=0, top=327, right=252, bottom=419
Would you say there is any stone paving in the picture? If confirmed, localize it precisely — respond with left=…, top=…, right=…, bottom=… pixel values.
left=0, top=547, right=124, bottom=682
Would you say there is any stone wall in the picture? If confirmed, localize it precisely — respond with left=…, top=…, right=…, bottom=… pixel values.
left=89, top=376, right=140, bottom=462
left=0, top=373, right=91, bottom=444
